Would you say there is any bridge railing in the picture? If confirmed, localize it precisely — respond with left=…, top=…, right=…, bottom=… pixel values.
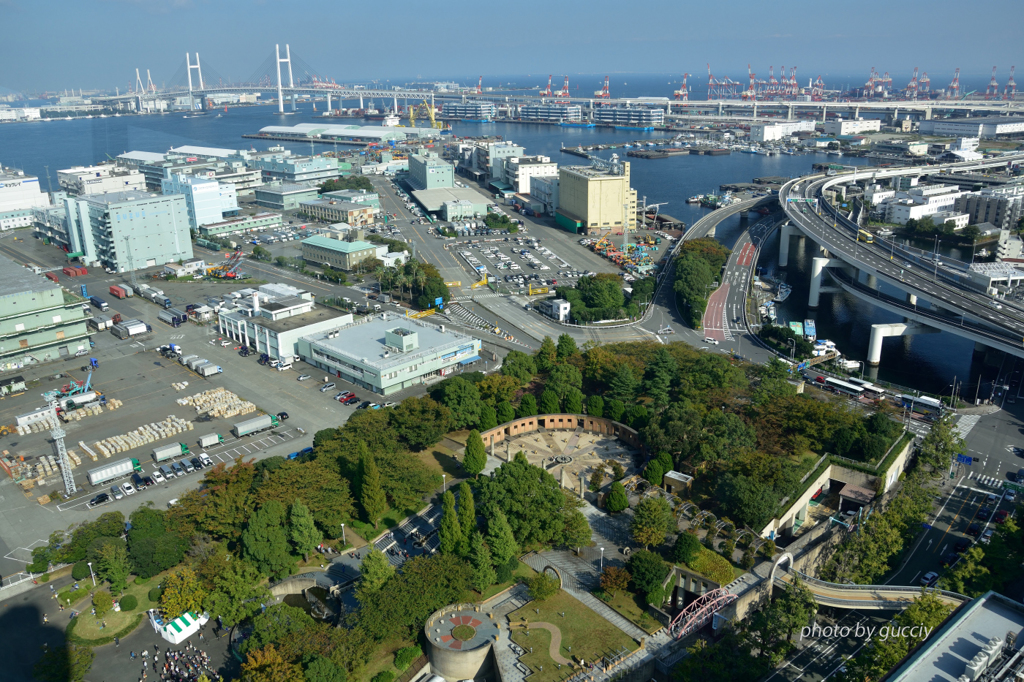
left=778, top=567, right=969, bottom=604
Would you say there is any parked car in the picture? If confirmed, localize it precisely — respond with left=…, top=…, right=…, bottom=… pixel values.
left=955, top=538, right=971, bottom=553
left=121, top=482, right=136, bottom=496
left=110, top=486, right=124, bottom=501
left=89, top=493, right=111, bottom=507
left=967, top=523, right=981, bottom=537
left=981, top=528, right=995, bottom=544
left=297, top=375, right=312, bottom=381
left=940, top=552, right=959, bottom=567
left=142, top=476, right=156, bottom=488
left=977, top=507, right=992, bottom=521
left=277, top=412, right=289, bottom=421
left=190, top=457, right=204, bottom=471
left=320, top=383, right=336, bottom=392
left=152, top=470, right=166, bottom=484
left=343, top=395, right=359, bottom=405
left=995, top=510, right=1010, bottom=524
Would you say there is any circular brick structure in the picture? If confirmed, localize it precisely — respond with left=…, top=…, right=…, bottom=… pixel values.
left=425, top=603, right=500, bottom=681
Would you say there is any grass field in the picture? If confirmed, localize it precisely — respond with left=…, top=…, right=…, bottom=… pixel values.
left=509, top=590, right=637, bottom=682
left=70, top=577, right=160, bottom=641
left=476, top=560, right=537, bottom=601
left=599, top=591, right=663, bottom=635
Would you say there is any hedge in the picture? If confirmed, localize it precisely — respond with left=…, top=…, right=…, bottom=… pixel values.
left=66, top=612, right=145, bottom=647
left=684, top=547, right=735, bottom=586
left=72, top=562, right=90, bottom=581
left=119, top=595, right=138, bottom=612
left=394, top=645, right=422, bottom=671
left=58, top=586, right=91, bottom=607
left=372, top=672, right=395, bottom=682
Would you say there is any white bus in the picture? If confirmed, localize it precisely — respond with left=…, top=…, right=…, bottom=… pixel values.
left=898, top=394, right=943, bottom=416
left=825, top=377, right=866, bottom=397
left=848, top=378, right=886, bottom=398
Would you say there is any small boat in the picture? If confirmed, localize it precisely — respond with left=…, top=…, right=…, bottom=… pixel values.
left=687, top=195, right=703, bottom=203
left=803, top=319, right=817, bottom=342
left=774, top=284, right=792, bottom=303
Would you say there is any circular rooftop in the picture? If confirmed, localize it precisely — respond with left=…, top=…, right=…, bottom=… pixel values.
left=426, top=604, right=499, bottom=652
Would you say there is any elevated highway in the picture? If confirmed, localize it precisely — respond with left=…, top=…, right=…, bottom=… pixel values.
left=779, top=154, right=1024, bottom=364
left=774, top=568, right=968, bottom=610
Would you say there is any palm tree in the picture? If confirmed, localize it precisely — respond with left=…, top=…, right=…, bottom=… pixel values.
left=391, top=269, right=408, bottom=302
left=373, top=265, right=387, bottom=294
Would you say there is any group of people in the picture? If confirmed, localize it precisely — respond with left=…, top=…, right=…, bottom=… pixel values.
left=131, top=641, right=219, bottom=682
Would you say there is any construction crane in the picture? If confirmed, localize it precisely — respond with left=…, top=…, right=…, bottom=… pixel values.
left=768, top=66, right=780, bottom=98
left=417, top=99, right=444, bottom=129
left=408, top=103, right=416, bottom=128
left=985, top=67, right=1000, bottom=99
left=673, top=73, right=690, bottom=101
left=49, top=400, right=76, bottom=496
left=947, top=68, right=961, bottom=100
left=1005, top=66, right=1017, bottom=100
left=594, top=76, right=611, bottom=99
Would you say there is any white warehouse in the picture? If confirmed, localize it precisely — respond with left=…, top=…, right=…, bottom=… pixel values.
left=750, top=120, right=816, bottom=142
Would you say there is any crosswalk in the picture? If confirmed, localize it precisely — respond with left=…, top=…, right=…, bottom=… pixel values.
left=954, top=414, right=980, bottom=439
left=967, top=472, right=1007, bottom=489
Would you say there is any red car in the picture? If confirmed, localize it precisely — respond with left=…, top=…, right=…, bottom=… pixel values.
left=343, top=395, right=359, bottom=405
left=815, top=376, right=826, bottom=383
left=994, top=510, right=1010, bottom=524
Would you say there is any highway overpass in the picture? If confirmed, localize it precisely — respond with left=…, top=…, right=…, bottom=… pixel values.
left=774, top=568, right=968, bottom=610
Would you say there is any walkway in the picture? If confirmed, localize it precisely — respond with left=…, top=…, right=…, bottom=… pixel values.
left=775, top=569, right=968, bottom=610
left=516, top=622, right=571, bottom=664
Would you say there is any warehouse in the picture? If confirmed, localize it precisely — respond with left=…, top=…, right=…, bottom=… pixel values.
left=256, top=123, right=442, bottom=144
left=919, top=116, right=1024, bottom=138
left=297, top=314, right=482, bottom=395
left=254, top=183, right=320, bottom=211
left=301, top=233, right=388, bottom=271
left=410, top=187, right=489, bottom=217
left=298, top=198, right=377, bottom=226
left=198, top=212, right=283, bottom=238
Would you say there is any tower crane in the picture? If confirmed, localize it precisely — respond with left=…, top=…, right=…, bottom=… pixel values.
left=49, top=401, right=76, bottom=496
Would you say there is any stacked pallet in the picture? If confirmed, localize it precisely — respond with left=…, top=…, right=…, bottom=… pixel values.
left=78, top=441, right=100, bottom=462
left=172, top=382, right=190, bottom=391
left=92, top=415, right=194, bottom=458
left=106, top=398, right=123, bottom=411
left=178, top=387, right=256, bottom=419
left=66, top=449, right=82, bottom=467
left=17, top=416, right=57, bottom=436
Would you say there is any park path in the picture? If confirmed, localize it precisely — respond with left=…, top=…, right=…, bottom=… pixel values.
left=523, top=622, right=571, bottom=664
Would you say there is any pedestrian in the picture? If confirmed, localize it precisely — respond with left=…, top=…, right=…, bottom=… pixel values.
left=116, top=636, right=120, bottom=647
left=131, top=651, right=137, bottom=660
left=43, top=614, right=48, bottom=624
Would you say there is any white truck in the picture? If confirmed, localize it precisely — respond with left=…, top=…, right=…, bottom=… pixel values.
left=153, top=442, right=190, bottom=463
left=88, top=458, right=141, bottom=486
left=196, top=363, right=222, bottom=377
left=233, top=414, right=280, bottom=438
left=198, top=433, right=223, bottom=448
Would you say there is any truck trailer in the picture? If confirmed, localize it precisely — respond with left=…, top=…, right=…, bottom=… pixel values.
left=109, top=285, right=127, bottom=299
left=232, top=414, right=280, bottom=438
left=88, top=458, right=142, bottom=486
left=89, top=296, right=110, bottom=312
left=152, top=442, right=190, bottom=462
left=196, top=363, right=222, bottom=377
left=198, top=433, right=223, bottom=448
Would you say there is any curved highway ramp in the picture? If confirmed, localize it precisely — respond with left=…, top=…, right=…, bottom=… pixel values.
left=775, top=569, right=969, bottom=610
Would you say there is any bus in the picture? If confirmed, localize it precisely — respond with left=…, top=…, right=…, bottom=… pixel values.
left=857, top=229, right=874, bottom=244
left=848, top=378, right=887, bottom=399
left=825, top=377, right=866, bottom=397
left=897, top=394, right=944, bottom=417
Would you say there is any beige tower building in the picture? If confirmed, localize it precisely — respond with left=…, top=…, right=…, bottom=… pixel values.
left=555, top=160, right=637, bottom=234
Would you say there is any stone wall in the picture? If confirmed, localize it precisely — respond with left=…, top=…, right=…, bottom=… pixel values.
left=479, top=414, right=641, bottom=450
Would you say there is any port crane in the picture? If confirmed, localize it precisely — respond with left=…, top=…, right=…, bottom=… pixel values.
left=947, top=68, right=961, bottom=99
left=557, top=76, right=570, bottom=98
left=811, top=76, right=826, bottom=101
left=539, top=75, right=553, bottom=97
left=985, top=67, right=1000, bottom=99
left=673, top=73, right=690, bottom=101
left=1005, top=66, right=1017, bottom=100
left=476, top=77, right=482, bottom=94
left=417, top=99, right=444, bottom=129
left=919, top=72, right=930, bottom=94
left=594, top=76, right=611, bottom=99
left=905, top=67, right=919, bottom=99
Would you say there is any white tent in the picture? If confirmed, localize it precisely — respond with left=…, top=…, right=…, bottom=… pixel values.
left=148, top=609, right=209, bottom=645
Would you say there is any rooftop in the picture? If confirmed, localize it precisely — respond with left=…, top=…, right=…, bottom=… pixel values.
left=117, top=151, right=167, bottom=163
left=410, top=187, right=487, bottom=212
left=0, top=167, right=37, bottom=181
left=169, top=145, right=242, bottom=158
left=302, top=235, right=378, bottom=253
left=0, top=254, right=56, bottom=298
left=258, top=182, right=318, bottom=195
left=888, top=591, right=1024, bottom=682
left=561, top=164, right=627, bottom=179
left=223, top=304, right=348, bottom=334
left=300, top=198, right=367, bottom=211
left=79, top=190, right=163, bottom=206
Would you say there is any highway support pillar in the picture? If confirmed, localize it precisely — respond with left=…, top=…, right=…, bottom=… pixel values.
left=974, top=342, right=991, bottom=354
left=821, top=104, right=827, bottom=122
left=924, top=107, right=932, bottom=120
left=719, top=102, right=723, bottom=116
left=327, top=93, right=331, bottom=111
left=752, top=101, right=757, bottom=120
left=867, top=322, right=939, bottom=366
left=787, top=104, right=793, bottom=121
left=808, top=257, right=845, bottom=308
left=778, top=222, right=795, bottom=268
left=855, top=105, right=860, bottom=118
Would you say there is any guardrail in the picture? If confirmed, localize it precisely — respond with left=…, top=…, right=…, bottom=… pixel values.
left=777, top=567, right=969, bottom=604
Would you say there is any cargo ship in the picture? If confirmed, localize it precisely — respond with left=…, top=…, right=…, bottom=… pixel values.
left=803, top=319, right=817, bottom=341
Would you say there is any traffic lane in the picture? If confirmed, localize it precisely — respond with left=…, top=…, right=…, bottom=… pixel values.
left=767, top=610, right=885, bottom=682
left=702, top=283, right=730, bottom=341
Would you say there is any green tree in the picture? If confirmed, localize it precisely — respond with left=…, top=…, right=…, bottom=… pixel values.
left=644, top=459, right=665, bottom=486
left=671, top=532, right=702, bottom=565
left=546, top=363, right=583, bottom=401
left=356, top=549, right=395, bottom=601
left=204, top=559, right=272, bottom=627
left=527, top=572, right=560, bottom=601
left=556, top=333, right=578, bottom=360
left=92, top=589, right=113, bottom=617
left=458, top=481, right=477, bottom=543
left=290, top=499, right=323, bottom=562
left=486, top=507, right=519, bottom=566
left=563, top=387, right=584, bottom=414
left=625, top=404, right=650, bottom=430
left=501, top=350, right=537, bottom=385
left=496, top=401, right=515, bottom=423
left=716, top=473, right=778, bottom=530
left=517, top=394, right=538, bottom=418
left=478, top=453, right=576, bottom=546
left=439, top=490, right=464, bottom=556
left=478, top=404, right=498, bottom=431
left=589, top=466, right=605, bottom=492
left=304, top=655, right=347, bottom=682
left=605, top=398, right=626, bottom=422
left=539, top=389, right=561, bottom=414
left=437, top=377, right=482, bottom=430
left=600, top=566, right=631, bottom=597
left=33, top=643, right=94, bottom=682
left=917, top=412, right=965, bottom=475
left=772, top=576, right=818, bottom=641
left=389, top=396, right=452, bottom=451
left=469, top=530, right=497, bottom=592
left=161, top=566, right=209, bottom=619
left=611, top=460, right=625, bottom=481
left=95, top=540, right=132, bottom=594
left=241, top=604, right=314, bottom=656
left=845, top=591, right=951, bottom=680
left=586, top=394, right=604, bottom=417
left=359, top=445, right=388, bottom=529
left=627, top=549, right=669, bottom=594
left=631, top=496, right=675, bottom=549
left=535, top=337, right=557, bottom=372
left=463, top=430, right=488, bottom=478
left=643, top=348, right=678, bottom=409
left=606, top=481, right=629, bottom=513
left=562, top=509, right=592, bottom=548
left=242, top=501, right=295, bottom=580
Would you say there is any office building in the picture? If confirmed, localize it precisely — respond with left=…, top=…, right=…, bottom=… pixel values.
left=955, top=192, right=1023, bottom=230
left=64, top=191, right=193, bottom=271
left=443, top=102, right=496, bottom=120
left=198, top=212, right=283, bottom=238
left=247, top=154, right=341, bottom=184
left=464, top=141, right=526, bottom=181
left=0, top=167, right=50, bottom=231
left=0, top=254, right=92, bottom=371
left=530, top=176, right=559, bottom=216
left=409, top=152, right=455, bottom=191
left=254, top=183, right=320, bottom=211
left=321, top=189, right=380, bottom=210
left=116, top=150, right=264, bottom=195
left=556, top=161, right=637, bottom=234
left=301, top=233, right=388, bottom=270
left=299, top=198, right=376, bottom=226
left=217, top=284, right=352, bottom=362
left=591, top=107, right=664, bottom=126
left=161, top=173, right=239, bottom=230
left=885, top=591, right=1024, bottom=682
left=503, top=156, right=557, bottom=194
left=750, top=120, right=816, bottom=142
left=536, top=298, right=571, bottom=322
left=57, top=165, right=146, bottom=196
left=919, top=116, right=1024, bottom=138
left=296, top=314, right=482, bottom=395
left=822, top=118, right=882, bottom=136
left=519, top=104, right=582, bottom=122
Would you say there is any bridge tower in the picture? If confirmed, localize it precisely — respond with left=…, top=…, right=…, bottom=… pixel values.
left=135, top=68, right=144, bottom=94
left=275, top=44, right=295, bottom=114
left=147, top=69, right=156, bottom=93
left=186, top=52, right=204, bottom=111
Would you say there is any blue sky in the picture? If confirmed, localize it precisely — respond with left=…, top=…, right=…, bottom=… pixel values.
left=0, top=0, right=1021, bottom=93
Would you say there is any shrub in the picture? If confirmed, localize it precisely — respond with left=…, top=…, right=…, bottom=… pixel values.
left=39, top=572, right=51, bottom=583
left=645, top=584, right=666, bottom=606
left=741, top=550, right=756, bottom=570
left=59, top=587, right=91, bottom=607
left=688, top=547, right=735, bottom=586
left=670, top=532, right=702, bottom=565
left=133, top=576, right=150, bottom=586
left=72, top=562, right=90, bottom=581
left=721, top=540, right=736, bottom=560
left=394, top=645, right=422, bottom=671
left=93, top=590, right=113, bottom=618
left=527, top=573, right=560, bottom=601
left=371, top=672, right=395, bottom=682
left=147, top=587, right=163, bottom=603
left=761, top=539, right=777, bottom=558
left=119, top=595, right=138, bottom=612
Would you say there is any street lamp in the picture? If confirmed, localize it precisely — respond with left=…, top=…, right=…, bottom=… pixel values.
left=86, top=561, right=96, bottom=587
left=600, top=547, right=605, bottom=572
left=442, top=474, right=446, bottom=493
left=786, top=337, right=796, bottom=359
left=340, top=523, right=346, bottom=545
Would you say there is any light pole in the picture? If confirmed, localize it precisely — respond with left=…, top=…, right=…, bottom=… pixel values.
left=787, top=337, right=796, bottom=359
left=340, top=523, right=346, bottom=545
left=600, top=547, right=605, bottom=572
left=87, top=561, right=96, bottom=587
left=442, top=474, right=446, bottom=493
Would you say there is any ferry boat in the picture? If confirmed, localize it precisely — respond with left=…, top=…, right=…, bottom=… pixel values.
left=803, top=319, right=817, bottom=341
left=687, top=195, right=703, bottom=203
left=774, top=283, right=792, bottom=302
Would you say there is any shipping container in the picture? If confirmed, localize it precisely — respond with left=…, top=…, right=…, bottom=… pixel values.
left=62, top=266, right=78, bottom=277
left=76, top=266, right=88, bottom=275
left=109, top=285, right=127, bottom=299
left=121, top=285, right=134, bottom=297
left=45, top=272, right=59, bottom=283
left=87, top=457, right=141, bottom=486
left=179, top=355, right=199, bottom=366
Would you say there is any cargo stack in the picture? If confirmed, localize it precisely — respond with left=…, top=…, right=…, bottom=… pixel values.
left=91, top=415, right=194, bottom=458
left=177, top=387, right=255, bottom=419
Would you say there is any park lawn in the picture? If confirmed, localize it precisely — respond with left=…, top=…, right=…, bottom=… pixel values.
left=354, top=636, right=416, bottom=682
left=421, top=444, right=464, bottom=478
left=600, top=591, right=663, bottom=635
left=70, top=578, right=160, bottom=641
left=509, top=590, right=637, bottom=682
left=475, top=561, right=537, bottom=601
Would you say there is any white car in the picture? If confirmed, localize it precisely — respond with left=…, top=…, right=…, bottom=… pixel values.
left=703, top=337, right=720, bottom=345
left=221, top=340, right=231, bottom=347
left=75, top=349, right=88, bottom=357
left=151, top=470, right=166, bottom=484
left=121, top=482, right=136, bottom=496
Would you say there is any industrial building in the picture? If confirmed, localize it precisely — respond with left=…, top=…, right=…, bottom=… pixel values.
left=408, top=152, right=455, bottom=191
left=955, top=192, right=1023, bottom=230
left=57, top=165, right=146, bottom=195
left=217, top=284, right=352, bottom=362
left=296, top=314, right=482, bottom=396
left=460, top=141, right=526, bottom=181
left=410, top=187, right=489, bottom=220
left=0, top=166, right=50, bottom=231
left=116, top=150, right=264, bottom=195
left=160, top=173, right=239, bottom=230
left=0, top=254, right=92, bottom=371
left=530, top=176, right=559, bottom=216
left=254, top=183, right=320, bottom=211
left=750, top=120, right=816, bottom=142
left=874, top=140, right=929, bottom=156
left=247, top=154, right=341, bottom=184
left=443, top=102, right=496, bottom=120
left=298, top=198, right=377, bottom=226
left=536, top=298, right=571, bottom=321
left=301, top=233, right=388, bottom=271
left=519, top=104, right=583, bottom=122
left=879, top=185, right=967, bottom=225
left=164, top=258, right=206, bottom=278
left=591, top=106, right=665, bottom=126
left=256, top=123, right=442, bottom=144
left=556, top=160, right=637, bottom=234
left=502, top=156, right=558, bottom=194
left=198, top=212, right=283, bottom=238
left=822, top=118, right=882, bottom=136
left=919, top=116, right=1024, bottom=138
left=63, top=191, right=194, bottom=271
left=321, top=189, right=380, bottom=209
